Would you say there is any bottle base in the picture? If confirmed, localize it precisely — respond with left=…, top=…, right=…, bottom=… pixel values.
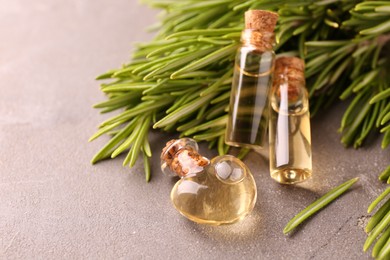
left=180, top=212, right=249, bottom=226
left=270, top=168, right=311, bottom=184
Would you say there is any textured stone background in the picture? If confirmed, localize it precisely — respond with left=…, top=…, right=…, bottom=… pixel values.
left=1, top=0, right=389, bottom=259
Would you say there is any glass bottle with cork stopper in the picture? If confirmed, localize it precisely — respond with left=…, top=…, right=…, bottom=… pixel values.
left=226, top=10, right=278, bottom=150
left=269, top=57, right=312, bottom=184
left=161, top=138, right=257, bottom=225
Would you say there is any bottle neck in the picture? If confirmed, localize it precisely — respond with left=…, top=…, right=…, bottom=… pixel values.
left=273, top=70, right=307, bottom=106
left=240, top=29, right=275, bottom=51
left=161, top=139, right=210, bottom=178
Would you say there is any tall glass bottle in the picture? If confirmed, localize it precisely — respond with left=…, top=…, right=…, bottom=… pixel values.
left=226, top=10, right=278, bottom=150
left=269, top=57, right=312, bottom=184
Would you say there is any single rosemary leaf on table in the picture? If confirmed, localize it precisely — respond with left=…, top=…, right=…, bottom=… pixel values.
left=283, top=177, right=359, bottom=234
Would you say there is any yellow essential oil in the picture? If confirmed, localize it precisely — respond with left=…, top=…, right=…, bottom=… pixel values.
left=269, top=57, right=312, bottom=184
left=161, top=138, right=257, bottom=225
left=226, top=10, right=278, bottom=150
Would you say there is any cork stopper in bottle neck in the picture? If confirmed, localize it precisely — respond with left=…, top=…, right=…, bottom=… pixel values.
left=274, top=56, right=305, bottom=82
left=242, top=10, right=278, bottom=49
left=245, top=10, right=278, bottom=33
left=161, top=139, right=210, bottom=177
left=273, top=56, right=306, bottom=101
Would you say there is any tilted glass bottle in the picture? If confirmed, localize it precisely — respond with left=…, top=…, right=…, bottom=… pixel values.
left=269, top=57, right=312, bottom=184
left=226, top=10, right=278, bottom=150
left=161, top=138, right=257, bottom=225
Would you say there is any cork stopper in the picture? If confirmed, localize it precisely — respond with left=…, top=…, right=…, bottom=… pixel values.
left=275, top=56, right=305, bottom=74
left=245, top=10, right=278, bottom=33
left=161, top=139, right=209, bottom=177
left=273, top=56, right=306, bottom=102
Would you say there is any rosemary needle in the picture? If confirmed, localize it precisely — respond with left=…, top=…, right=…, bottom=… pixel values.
left=379, top=165, right=390, bottom=181
left=283, top=177, right=359, bottom=234
left=366, top=198, right=390, bottom=233
left=372, top=224, right=390, bottom=258
left=367, top=186, right=390, bottom=213
left=364, top=209, right=390, bottom=251
left=377, top=234, right=390, bottom=260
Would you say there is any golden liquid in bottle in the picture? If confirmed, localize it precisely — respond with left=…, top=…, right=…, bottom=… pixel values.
left=226, top=47, right=275, bottom=149
left=170, top=156, right=257, bottom=225
left=269, top=84, right=312, bottom=184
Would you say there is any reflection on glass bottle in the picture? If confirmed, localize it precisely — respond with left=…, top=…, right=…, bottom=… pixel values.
left=226, top=10, right=278, bottom=150
left=161, top=138, right=257, bottom=225
left=269, top=57, right=312, bottom=184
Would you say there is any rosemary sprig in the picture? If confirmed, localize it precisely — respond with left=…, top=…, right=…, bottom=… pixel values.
left=91, top=0, right=389, bottom=183
left=283, top=177, right=359, bottom=234
left=365, top=166, right=390, bottom=259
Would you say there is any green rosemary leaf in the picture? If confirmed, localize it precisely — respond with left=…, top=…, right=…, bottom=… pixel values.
left=232, top=0, right=256, bottom=11
left=153, top=93, right=217, bottom=128
left=375, top=6, right=390, bottom=13
left=381, top=124, right=390, bottom=133
left=218, top=134, right=226, bottom=155
left=360, top=19, right=390, bottom=35
left=145, top=47, right=218, bottom=80
left=355, top=101, right=380, bottom=148
left=146, top=39, right=198, bottom=58
left=372, top=226, right=390, bottom=258
left=173, top=70, right=221, bottom=79
left=132, top=50, right=193, bottom=74
left=208, top=12, right=235, bottom=28
left=210, top=91, right=230, bottom=104
left=283, top=177, right=359, bottom=234
left=193, top=128, right=225, bottom=141
left=96, top=69, right=117, bottom=80
left=368, top=187, right=390, bottom=213
left=379, top=165, right=390, bottom=181
left=305, top=41, right=349, bottom=48
left=91, top=118, right=138, bottom=164
left=381, top=112, right=390, bottom=126
left=200, top=68, right=233, bottom=96
left=341, top=99, right=371, bottom=147
left=111, top=121, right=142, bottom=159
left=183, top=115, right=227, bottom=136
left=174, top=8, right=225, bottom=32
left=143, top=151, right=151, bottom=182
left=166, top=28, right=242, bottom=39
left=382, top=129, right=390, bottom=149
left=101, top=96, right=173, bottom=127
left=364, top=209, right=390, bottom=251
left=353, top=70, right=379, bottom=93
left=102, top=83, right=155, bottom=93
left=129, top=116, right=151, bottom=167
left=176, top=0, right=232, bottom=12
left=89, top=121, right=123, bottom=142
left=339, top=90, right=367, bottom=133
left=237, top=148, right=250, bottom=160
left=329, top=57, right=351, bottom=85
left=171, top=44, right=238, bottom=78
left=206, top=103, right=229, bottom=120
left=370, top=88, right=390, bottom=105
left=366, top=197, right=390, bottom=233
left=377, top=103, right=390, bottom=127
left=93, top=93, right=140, bottom=109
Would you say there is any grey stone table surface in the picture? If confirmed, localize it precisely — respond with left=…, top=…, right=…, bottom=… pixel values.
left=1, top=0, right=389, bottom=259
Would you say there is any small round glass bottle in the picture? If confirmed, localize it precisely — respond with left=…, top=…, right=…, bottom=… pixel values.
left=161, top=138, right=257, bottom=225
left=269, top=57, right=312, bottom=184
left=226, top=10, right=278, bottom=150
